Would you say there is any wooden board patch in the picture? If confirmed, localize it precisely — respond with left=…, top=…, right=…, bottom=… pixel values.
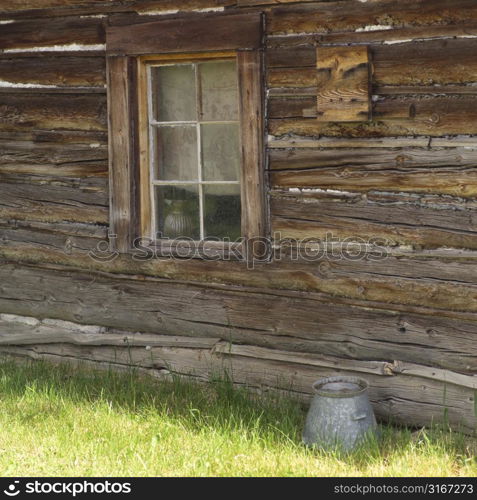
left=316, top=45, right=371, bottom=122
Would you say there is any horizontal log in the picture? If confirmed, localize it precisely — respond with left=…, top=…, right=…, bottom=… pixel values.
left=0, top=317, right=475, bottom=431
left=0, top=129, right=107, bottom=145
left=270, top=190, right=477, bottom=250
left=271, top=166, right=477, bottom=198
left=0, top=56, right=105, bottom=87
left=0, top=0, right=236, bottom=19
left=269, top=95, right=477, bottom=137
left=0, top=181, right=108, bottom=224
left=269, top=147, right=477, bottom=171
left=1, top=262, right=477, bottom=376
left=0, top=93, right=107, bottom=132
left=269, top=39, right=477, bottom=88
left=0, top=219, right=107, bottom=239
left=268, top=137, right=432, bottom=149
left=0, top=139, right=108, bottom=177
left=0, top=16, right=105, bottom=50
left=269, top=0, right=477, bottom=35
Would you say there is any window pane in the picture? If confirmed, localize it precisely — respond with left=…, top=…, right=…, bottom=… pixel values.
left=199, top=60, right=238, bottom=121
left=151, top=65, right=196, bottom=122
left=201, top=123, right=240, bottom=181
left=155, top=185, right=200, bottom=239
left=154, top=126, right=198, bottom=181
left=204, top=184, right=241, bottom=240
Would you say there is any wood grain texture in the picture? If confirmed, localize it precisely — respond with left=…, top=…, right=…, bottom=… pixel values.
left=0, top=264, right=477, bottom=375
left=271, top=193, right=477, bottom=250
left=0, top=56, right=105, bottom=88
left=106, top=12, right=263, bottom=56
left=238, top=50, right=267, bottom=256
left=0, top=180, right=108, bottom=224
left=269, top=0, right=477, bottom=35
left=269, top=95, right=477, bottom=137
left=0, top=16, right=105, bottom=50
left=0, top=0, right=236, bottom=18
left=316, top=46, right=371, bottom=122
left=107, top=56, right=134, bottom=253
left=0, top=93, right=107, bottom=132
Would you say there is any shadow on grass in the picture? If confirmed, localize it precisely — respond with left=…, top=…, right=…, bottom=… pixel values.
left=0, top=357, right=474, bottom=467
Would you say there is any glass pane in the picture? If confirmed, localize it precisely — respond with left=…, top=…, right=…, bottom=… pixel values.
left=199, top=60, right=238, bottom=121
left=156, top=185, right=200, bottom=240
left=201, top=123, right=240, bottom=181
left=204, top=184, right=241, bottom=240
left=154, top=126, right=198, bottom=181
left=151, top=65, right=196, bottom=122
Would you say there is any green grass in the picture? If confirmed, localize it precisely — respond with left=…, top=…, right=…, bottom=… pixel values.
left=0, top=358, right=474, bottom=477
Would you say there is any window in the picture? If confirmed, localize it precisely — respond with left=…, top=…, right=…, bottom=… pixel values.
left=142, top=55, right=241, bottom=242
left=106, top=13, right=266, bottom=259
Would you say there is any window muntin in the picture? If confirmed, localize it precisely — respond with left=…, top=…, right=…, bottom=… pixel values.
left=147, top=57, right=241, bottom=242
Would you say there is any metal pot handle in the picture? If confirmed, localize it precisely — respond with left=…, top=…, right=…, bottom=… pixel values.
left=352, top=414, right=367, bottom=421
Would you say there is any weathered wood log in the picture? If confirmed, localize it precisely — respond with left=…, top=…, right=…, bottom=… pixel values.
left=269, top=39, right=477, bottom=88
left=0, top=181, right=108, bottom=224
left=0, top=56, right=105, bottom=87
left=270, top=190, right=477, bottom=250
left=0, top=15, right=105, bottom=50
left=269, top=147, right=477, bottom=171
left=269, top=0, right=477, bottom=35
left=6, top=238, right=477, bottom=319
left=0, top=0, right=236, bottom=19
left=269, top=95, right=477, bottom=137
left=0, top=93, right=107, bottom=132
left=0, top=130, right=107, bottom=145
left=0, top=139, right=107, bottom=177
left=271, top=165, right=477, bottom=198
left=0, top=263, right=477, bottom=375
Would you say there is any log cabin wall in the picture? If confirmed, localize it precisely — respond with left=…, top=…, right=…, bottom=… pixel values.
left=1, top=0, right=477, bottom=432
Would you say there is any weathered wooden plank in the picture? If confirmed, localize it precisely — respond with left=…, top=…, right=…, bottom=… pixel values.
left=237, top=50, right=267, bottom=257
left=269, top=0, right=477, bottom=35
left=269, top=147, right=477, bottom=171
left=271, top=166, right=477, bottom=198
left=316, top=45, right=371, bottom=122
left=271, top=191, right=477, bottom=250
left=0, top=56, right=105, bottom=87
left=0, top=181, right=108, bottom=224
left=0, top=129, right=108, bottom=145
left=1, top=262, right=477, bottom=374
left=0, top=16, right=105, bottom=50
left=0, top=139, right=108, bottom=177
left=106, top=12, right=263, bottom=56
left=0, top=0, right=236, bottom=19
left=270, top=95, right=477, bottom=137
left=0, top=93, right=107, bottom=132
left=269, top=39, right=477, bottom=89
left=107, top=56, right=134, bottom=253
left=268, top=136, right=432, bottom=149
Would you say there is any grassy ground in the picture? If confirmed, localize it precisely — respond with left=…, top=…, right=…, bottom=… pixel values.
left=0, top=358, right=474, bottom=477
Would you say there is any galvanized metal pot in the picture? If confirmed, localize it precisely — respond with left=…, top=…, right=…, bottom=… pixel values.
left=302, top=376, right=378, bottom=452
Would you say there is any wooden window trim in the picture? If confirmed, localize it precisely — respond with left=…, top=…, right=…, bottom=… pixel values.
left=106, top=12, right=266, bottom=260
